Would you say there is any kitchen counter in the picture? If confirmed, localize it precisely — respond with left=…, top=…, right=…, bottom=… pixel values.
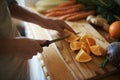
left=23, top=7, right=120, bottom=80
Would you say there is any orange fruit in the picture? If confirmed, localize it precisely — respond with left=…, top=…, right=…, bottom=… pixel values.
left=109, top=21, right=120, bottom=38
left=80, top=33, right=91, bottom=42
left=64, top=29, right=80, bottom=42
left=65, top=33, right=80, bottom=42
left=70, top=41, right=82, bottom=51
left=75, top=49, right=92, bottom=62
left=90, top=45, right=105, bottom=56
left=81, top=43, right=90, bottom=54
left=86, top=37, right=96, bottom=47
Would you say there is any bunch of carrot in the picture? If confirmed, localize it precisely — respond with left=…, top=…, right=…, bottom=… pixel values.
left=44, top=0, right=96, bottom=21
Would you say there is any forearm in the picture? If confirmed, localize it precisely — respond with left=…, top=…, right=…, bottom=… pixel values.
left=8, top=3, right=44, bottom=25
left=8, top=3, right=75, bottom=34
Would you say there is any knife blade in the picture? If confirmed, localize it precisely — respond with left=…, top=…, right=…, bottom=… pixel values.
left=41, top=32, right=80, bottom=47
left=41, top=34, right=70, bottom=47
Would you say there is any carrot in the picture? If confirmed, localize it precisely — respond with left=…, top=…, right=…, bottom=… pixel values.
left=58, top=12, right=80, bottom=20
left=45, top=0, right=77, bottom=13
left=45, top=7, right=80, bottom=17
left=46, top=4, right=85, bottom=13
left=66, top=10, right=96, bottom=21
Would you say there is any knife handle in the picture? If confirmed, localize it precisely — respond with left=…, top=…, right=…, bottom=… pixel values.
left=40, top=40, right=51, bottom=47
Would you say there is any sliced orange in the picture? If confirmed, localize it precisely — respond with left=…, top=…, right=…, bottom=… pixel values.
left=64, top=29, right=80, bottom=42
left=90, top=45, right=105, bottom=56
left=86, top=37, right=96, bottom=47
left=75, top=49, right=92, bottom=62
left=80, top=33, right=91, bottom=42
left=65, top=33, right=80, bottom=42
left=81, top=43, right=90, bottom=54
left=70, top=41, right=82, bottom=51
left=70, top=41, right=87, bottom=51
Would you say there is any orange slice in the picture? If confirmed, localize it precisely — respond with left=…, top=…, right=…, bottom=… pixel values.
left=86, top=37, right=96, bottom=47
left=81, top=43, right=90, bottom=54
left=65, top=33, right=80, bottom=42
left=64, top=29, right=80, bottom=42
left=90, top=45, right=105, bottom=56
left=80, top=33, right=91, bottom=42
left=70, top=41, right=82, bottom=51
left=75, top=49, right=92, bottom=62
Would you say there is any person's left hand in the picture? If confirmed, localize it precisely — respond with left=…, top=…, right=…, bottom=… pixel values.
left=38, top=17, right=75, bottom=35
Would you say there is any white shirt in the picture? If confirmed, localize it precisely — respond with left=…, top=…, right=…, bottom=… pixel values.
left=0, top=0, right=29, bottom=80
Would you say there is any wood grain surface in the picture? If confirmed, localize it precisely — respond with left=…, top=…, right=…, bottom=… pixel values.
left=25, top=18, right=117, bottom=80
left=46, top=20, right=117, bottom=80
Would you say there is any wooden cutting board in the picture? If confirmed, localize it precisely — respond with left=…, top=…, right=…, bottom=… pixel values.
left=24, top=12, right=117, bottom=79
left=45, top=20, right=117, bottom=80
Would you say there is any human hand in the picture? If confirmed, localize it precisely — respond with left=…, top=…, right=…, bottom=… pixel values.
left=39, top=17, right=75, bottom=35
left=14, top=37, right=45, bottom=60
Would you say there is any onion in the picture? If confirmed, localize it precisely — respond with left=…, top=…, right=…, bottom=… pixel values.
left=107, top=42, right=120, bottom=68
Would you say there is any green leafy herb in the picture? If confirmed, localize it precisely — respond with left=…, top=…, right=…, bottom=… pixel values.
left=76, top=0, right=120, bottom=23
left=99, top=56, right=109, bottom=68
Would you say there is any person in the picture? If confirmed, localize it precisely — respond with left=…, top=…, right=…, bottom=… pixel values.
left=0, top=0, right=74, bottom=80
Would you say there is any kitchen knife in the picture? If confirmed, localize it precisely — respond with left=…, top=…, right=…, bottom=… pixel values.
left=41, top=34, right=70, bottom=47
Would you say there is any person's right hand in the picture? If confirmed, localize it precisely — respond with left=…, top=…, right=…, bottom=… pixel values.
left=13, top=37, right=44, bottom=60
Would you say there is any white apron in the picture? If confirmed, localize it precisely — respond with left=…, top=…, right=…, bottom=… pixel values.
left=0, top=0, right=29, bottom=80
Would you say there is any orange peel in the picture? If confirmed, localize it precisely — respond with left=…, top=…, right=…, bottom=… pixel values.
left=90, top=45, right=105, bottom=56
left=75, top=49, right=92, bottom=62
